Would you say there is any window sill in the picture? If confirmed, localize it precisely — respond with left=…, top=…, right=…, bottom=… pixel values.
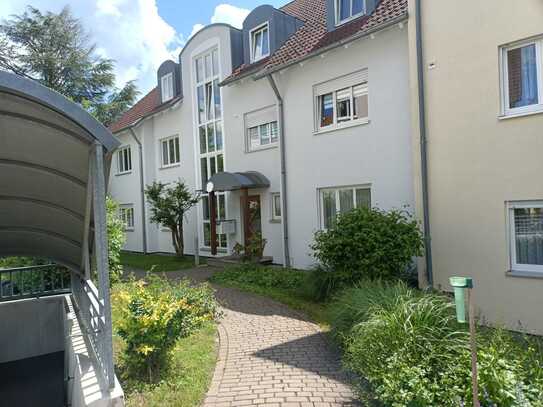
left=116, top=171, right=132, bottom=176
left=269, top=218, right=281, bottom=224
left=124, top=228, right=135, bottom=232
left=506, top=270, right=543, bottom=279
left=314, top=118, right=370, bottom=135
left=498, top=108, right=543, bottom=121
left=159, top=163, right=181, bottom=170
left=246, top=144, right=278, bottom=154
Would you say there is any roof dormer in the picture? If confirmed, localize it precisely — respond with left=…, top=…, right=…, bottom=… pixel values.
left=326, top=0, right=379, bottom=31
left=157, top=60, right=182, bottom=103
left=242, top=5, right=303, bottom=65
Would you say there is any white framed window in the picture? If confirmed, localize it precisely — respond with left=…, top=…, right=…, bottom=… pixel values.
left=119, top=205, right=135, bottom=230
left=117, top=145, right=132, bottom=174
left=507, top=201, right=543, bottom=274
left=501, top=37, right=543, bottom=117
left=160, top=135, right=180, bottom=167
left=271, top=193, right=281, bottom=221
left=247, top=121, right=279, bottom=151
left=194, top=48, right=227, bottom=250
left=161, top=72, right=174, bottom=103
left=315, top=70, right=368, bottom=132
left=335, top=0, right=365, bottom=26
left=250, top=23, right=270, bottom=62
left=319, top=185, right=371, bottom=229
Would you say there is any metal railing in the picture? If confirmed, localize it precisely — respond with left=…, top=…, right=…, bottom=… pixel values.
left=71, top=275, right=115, bottom=388
left=0, top=264, right=71, bottom=302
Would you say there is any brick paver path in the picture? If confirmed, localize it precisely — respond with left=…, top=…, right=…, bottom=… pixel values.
left=125, top=266, right=360, bottom=407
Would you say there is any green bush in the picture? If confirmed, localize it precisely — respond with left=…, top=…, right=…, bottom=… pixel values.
left=310, top=207, right=423, bottom=298
left=113, top=275, right=219, bottom=382
left=211, top=265, right=306, bottom=290
left=333, top=280, right=543, bottom=406
left=106, top=197, right=126, bottom=284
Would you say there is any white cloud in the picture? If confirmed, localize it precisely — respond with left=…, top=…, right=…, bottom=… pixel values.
left=0, top=0, right=183, bottom=94
left=210, top=4, right=250, bottom=29
left=190, top=23, right=205, bottom=38
left=0, top=1, right=252, bottom=95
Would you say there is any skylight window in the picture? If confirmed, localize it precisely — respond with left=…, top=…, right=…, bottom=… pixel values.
left=335, top=0, right=365, bottom=25
left=250, top=23, right=270, bottom=62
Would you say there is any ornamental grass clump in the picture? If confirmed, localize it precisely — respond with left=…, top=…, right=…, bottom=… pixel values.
left=345, top=292, right=470, bottom=406
left=113, top=275, right=219, bottom=382
left=337, top=281, right=543, bottom=406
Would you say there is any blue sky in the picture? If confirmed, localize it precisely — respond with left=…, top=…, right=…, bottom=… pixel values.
left=0, top=0, right=287, bottom=95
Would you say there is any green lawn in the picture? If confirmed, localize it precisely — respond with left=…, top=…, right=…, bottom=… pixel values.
left=120, top=252, right=203, bottom=272
left=209, top=266, right=329, bottom=328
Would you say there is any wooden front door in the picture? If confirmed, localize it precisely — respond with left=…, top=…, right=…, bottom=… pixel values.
left=241, top=194, right=262, bottom=246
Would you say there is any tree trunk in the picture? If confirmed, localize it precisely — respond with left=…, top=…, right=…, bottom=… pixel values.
left=171, top=225, right=183, bottom=257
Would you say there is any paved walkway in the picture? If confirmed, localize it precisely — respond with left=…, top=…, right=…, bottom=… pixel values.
left=126, top=267, right=360, bottom=407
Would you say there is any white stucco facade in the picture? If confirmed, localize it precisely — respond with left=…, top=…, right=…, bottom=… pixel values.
left=109, top=17, right=414, bottom=269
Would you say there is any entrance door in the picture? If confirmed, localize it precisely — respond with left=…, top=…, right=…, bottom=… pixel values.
left=247, top=195, right=262, bottom=241
left=242, top=194, right=262, bottom=246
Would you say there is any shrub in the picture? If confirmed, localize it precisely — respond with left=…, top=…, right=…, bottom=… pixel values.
left=335, top=280, right=543, bottom=406
left=106, top=197, right=125, bottom=284
left=113, top=275, right=218, bottom=382
left=310, top=207, right=423, bottom=298
left=211, top=264, right=306, bottom=290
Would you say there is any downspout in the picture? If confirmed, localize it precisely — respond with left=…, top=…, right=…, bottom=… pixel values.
left=267, top=74, right=291, bottom=268
left=415, top=0, right=433, bottom=286
left=128, top=128, right=148, bottom=254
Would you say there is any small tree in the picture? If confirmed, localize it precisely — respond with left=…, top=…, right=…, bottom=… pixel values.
left=145, top=181, right=199, bottom=257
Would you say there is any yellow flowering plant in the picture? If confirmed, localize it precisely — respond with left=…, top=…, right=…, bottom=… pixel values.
left=115, top=275, right=219, bottom=382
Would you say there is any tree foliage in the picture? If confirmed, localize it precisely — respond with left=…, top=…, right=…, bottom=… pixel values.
left=145, top=181, right=199, bottom=257
left=0, top=6, right=138, bottom=126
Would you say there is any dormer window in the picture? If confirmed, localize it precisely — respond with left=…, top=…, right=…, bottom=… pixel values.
left=161, top=72, right=174, bottom=103
left=250, top=23, right=270, bottom=62
left=335, top=0, right=365, bottom=25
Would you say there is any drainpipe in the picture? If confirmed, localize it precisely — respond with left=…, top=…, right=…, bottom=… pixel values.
left=415, top=0, right=433, bottom=286
left=267, top=74, right=291, bottom=268
left=128, top=128, right=148, bottom=254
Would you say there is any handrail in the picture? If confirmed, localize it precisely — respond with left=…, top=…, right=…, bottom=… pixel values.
left=0, top=264, right=71, bottom=302
left=71, top=276, right=114, bottom=389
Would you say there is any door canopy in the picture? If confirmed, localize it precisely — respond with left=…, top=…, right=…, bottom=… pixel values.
left=0, top=72, right=120, bottom=271
left=206, top=171, right=270, bottom=193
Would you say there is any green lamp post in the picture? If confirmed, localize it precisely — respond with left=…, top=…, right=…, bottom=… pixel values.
left=450, top=276, right=479, bottom=407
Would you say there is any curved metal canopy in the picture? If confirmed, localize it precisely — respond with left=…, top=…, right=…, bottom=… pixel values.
left=206, top=171, right=271, bottom=192
left=0, top=71, right=120, bottom=271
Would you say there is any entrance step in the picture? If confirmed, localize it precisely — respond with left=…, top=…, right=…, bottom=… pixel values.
left=207, top=256, right=274, bottom=268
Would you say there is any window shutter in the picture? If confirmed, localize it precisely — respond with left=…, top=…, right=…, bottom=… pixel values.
left=314, top=69, right=368, bottom=96
left=244, top=105, right=277, bottom=129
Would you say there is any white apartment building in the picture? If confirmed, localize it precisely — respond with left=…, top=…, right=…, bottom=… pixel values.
left=108, top=0, right=413, bottom=269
